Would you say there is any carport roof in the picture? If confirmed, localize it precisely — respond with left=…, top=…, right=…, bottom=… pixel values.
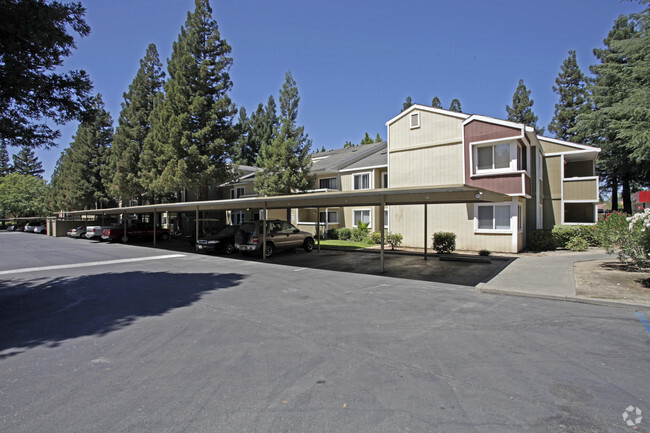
left=67, top=184, right=510, bottom=216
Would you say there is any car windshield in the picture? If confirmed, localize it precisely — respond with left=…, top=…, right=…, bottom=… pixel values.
left=218, top=226, right=238, bottom=236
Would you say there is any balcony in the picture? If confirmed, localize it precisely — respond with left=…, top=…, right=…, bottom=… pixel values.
left=563, top=177, right=598, bottom=201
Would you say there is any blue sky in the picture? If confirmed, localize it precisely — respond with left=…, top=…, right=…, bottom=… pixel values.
left=31, top=0, right=643, bottom=180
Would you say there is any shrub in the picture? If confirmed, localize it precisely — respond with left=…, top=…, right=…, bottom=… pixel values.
left=351, top=221, right=370, bottom=242
left=337, top=227, right=351, bottom=240
left=552, top=226, right=576, bottom=248
left=527, top=229, right=556, bottom=251
left=386, top=233, right=403, bottom=250
left=326, top=228, right=339, bottom=240
left=433, top=232, right=456, bottom=254
left=478, top=249, right=491, bottom=256
left=574, top=225, right=600, bottom=247
left=370, top=231, right=383, bottom=244
left=595, top=210, right=650, bottom=268
left=566, top=236, right=588, bottom=252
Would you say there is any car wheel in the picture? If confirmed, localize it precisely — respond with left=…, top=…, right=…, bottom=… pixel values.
left=224, top=242, right=235, bottom=255
left=161, top=232, right=170, bottom=241
left=303, top=237, right=315, bottom=252
left=264, top=243, right=274, bottom=258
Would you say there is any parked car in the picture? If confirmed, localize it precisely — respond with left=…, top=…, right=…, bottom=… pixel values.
left=24, top=221, right=45, bottom=232
left=33, top=223, right=47, bottom=234
left=67, top=226, right=87, bottom=238
left=196, top=225, right=239, bottom=255
left=234, top=220, right=315, bottom=258
left=101, top=222, right=170, bottom=243
left=85, top=225, right=118, bottom=240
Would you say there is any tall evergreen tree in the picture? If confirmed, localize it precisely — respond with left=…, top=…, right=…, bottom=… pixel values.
left=360, top=132, right=374, bottom=145
left=230, top=106, right=253, bottom=165
left=343, top=141, right=355, bottom=149
left=375, top=133, right=383, bottom=143
left=449, top=99, right=462, bottom=113
left=402, top=96, right=413, bottom=112
left=110, top=43, right=165, bottom=204
left=0, top=143, right=11, bottom=177
left=506, top=79, right=544, bottom=134
left=0, top=0, right=93, bottom=148
left=548, top=50, right=590, bottom=142
left=51, top=94, right=114, bottom=210
left=577, top=15, right=643, bottom=213
left=255, top=71, right=313, bottom=197
left=230, top=97, right=277, bottom=166
left=431, top=96, right=442, bottom=108
left=146, top=0, right=237, bottom=200
left=12, top=146, right=44, bottom=177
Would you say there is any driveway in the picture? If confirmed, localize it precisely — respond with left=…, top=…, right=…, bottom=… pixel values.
left=1, top=232, right=648, bottom=432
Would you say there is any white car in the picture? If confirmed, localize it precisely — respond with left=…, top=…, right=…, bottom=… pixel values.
left=33, top=223, right=47, bottom=234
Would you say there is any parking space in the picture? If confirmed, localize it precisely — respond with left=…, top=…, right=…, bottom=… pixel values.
left=1, top=232, right=648, bottom=432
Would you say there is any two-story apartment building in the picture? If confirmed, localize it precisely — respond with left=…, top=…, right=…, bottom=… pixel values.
left=386, top=105, right=599, bottom=252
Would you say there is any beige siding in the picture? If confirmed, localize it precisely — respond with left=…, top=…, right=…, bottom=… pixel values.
left=543, top=199, right=562, bottom=228
left=390, top=203, right=517, bottom=253
left=564, top=178, right=598, bottom=201
left=389, top=144, right=463, bottom=188
left=539, top=139, right=583, bottom=154
left=389, top=110, right=463, bottom=152
left=543, top=156, right=562, bottom=200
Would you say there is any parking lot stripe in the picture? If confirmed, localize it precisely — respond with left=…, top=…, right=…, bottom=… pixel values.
left=0, top=254, right=186, bottom=276
left=636, top=312, right=650, bottom=336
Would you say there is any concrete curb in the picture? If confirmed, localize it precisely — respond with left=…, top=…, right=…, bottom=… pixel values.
left=475, top=285, right=650, bottom=310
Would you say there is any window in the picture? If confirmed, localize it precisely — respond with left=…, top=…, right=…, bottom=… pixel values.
left=473, top=141, right=523, bottom=174
left=384, top=209, right=389, bottom=228
left=410, top=112, right=420, bottom=129
left=230, top=186, right=245, bottom=199
left=476, top=204, right=511, bottom=231
left=353, top=173, right=370, bottom=190
left=319, top=177, right=338, bottom=190
left=232, top=211, right=245, bottom=225
left=382, top=173, right=388, bottom=188
left=319, top=210, right=339, bottom=224
left=352, top=210, right=371, bottom=227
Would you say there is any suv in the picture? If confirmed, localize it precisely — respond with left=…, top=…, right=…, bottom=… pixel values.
left=234, top=220, right=315, bottom=258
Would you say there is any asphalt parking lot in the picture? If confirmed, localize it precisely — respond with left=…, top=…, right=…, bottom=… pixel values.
left=1, top=232, right=649, bottom=432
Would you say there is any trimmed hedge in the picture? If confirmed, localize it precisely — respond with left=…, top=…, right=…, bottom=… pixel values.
left=433, top=232, right=456, bottom=254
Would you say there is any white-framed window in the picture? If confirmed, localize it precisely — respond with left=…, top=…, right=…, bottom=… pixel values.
left=230, top=186, right=245, bottom=199
left=352, top=209, right=371, bottom=227
left=319, top=177, right=338, bottom=190
left=232, top=211, right=245, bottom=225
left=319, top=210, right=339, bottom=224
left=381, top=172, right=388, bottom=188
left=475, top=203, right=511, bottom=232
left=410, top=112, right=420, bottom=129
left=353, top=173, right=370, bottom=190
left=472, top=141, right=522, bottom=175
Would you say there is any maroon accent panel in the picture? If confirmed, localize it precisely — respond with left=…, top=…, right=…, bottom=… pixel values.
left=464, top=119, right=524, bottom=195
left=524, top=174, right=531, bottom=196
left=470, top=173, right=524, bottom=195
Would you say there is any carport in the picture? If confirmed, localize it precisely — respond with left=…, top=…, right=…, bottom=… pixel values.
left=67, top=184, right=509, bottom=271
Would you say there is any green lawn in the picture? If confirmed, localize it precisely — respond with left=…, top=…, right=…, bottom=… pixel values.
left=315, top=239, right=375, bottom=250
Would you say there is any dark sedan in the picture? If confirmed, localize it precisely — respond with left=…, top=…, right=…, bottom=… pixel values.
left=195, top=225, right=239, bottom=255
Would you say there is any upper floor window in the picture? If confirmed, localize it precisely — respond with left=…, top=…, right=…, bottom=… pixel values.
left=381, top=172, right=388, bottom=188
left=319, top=177, right=338, bottom=190
left=353, top=173, right=370, bottom=190
left=472, top=141, right=523, bottom=175
left=410, top=112, right=420, bottom=129
left=230, top=186, right=245, bottom=199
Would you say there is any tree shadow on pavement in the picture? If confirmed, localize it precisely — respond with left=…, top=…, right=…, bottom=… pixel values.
left=0, top=271, right=244, bottom=358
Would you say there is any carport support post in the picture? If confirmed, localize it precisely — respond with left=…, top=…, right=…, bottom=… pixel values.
left=317, top=207, right=321, bottom=252
left=195, top=207, right=199, bottom=246
left=123, top=213, right=127, bottom=242
left=424, top=204, right=428, bottom=261
left=380, top=198, right=385, bottom=273
left=262, top=203, right=267, bottom=261
left=153, top=210, right=157, bottom=246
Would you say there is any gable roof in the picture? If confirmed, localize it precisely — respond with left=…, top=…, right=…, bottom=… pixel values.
left=385, top=104, right=469, bottom=126
left=310, top=141, right=386, bottom=173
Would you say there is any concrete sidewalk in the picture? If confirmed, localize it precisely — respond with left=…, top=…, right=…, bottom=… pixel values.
left=477, top=249, right=612, bottom=302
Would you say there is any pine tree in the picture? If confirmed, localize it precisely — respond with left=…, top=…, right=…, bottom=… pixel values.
left=146, top=0, right=237, bottom=200
left=255, top=71, right=313, bottom=196
left=343, top=141, right=355, bottom=149
left=230, top=106, right=253, bottom=165
left=110, top=43, right=165, bottom=204
left=402, top=96, right=413, bottom=112
left=375, top=133, right=383, bottom=143
left=51, top=94, right=114, bottom=210
left=12, top=146, right=44, bottom=177
left=360, top=132, right=374, bottom=145
left=449, top=99, right=462, bottom=113
left=230, top=96, right=278, bottom=166
left=0, top=143, right=11, bottom=177
left=431, top=96, right=442, bottom=108
left=506, top=79, right=544, bottom=134
left=548, top=50, right=589, bottom=142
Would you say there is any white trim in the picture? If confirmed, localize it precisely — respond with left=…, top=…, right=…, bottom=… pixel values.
left=463, top=114, right=529, bottom=132
left=468, top=136, right=523, bottom=147
left=340, top=164, right=387, bottom=173
left=545, top=149, right=600, bottom=157
left=470, top=170, right=528, bottom=179
left=563, top=176, right=598, bottom=182
left=470, top=141, right=521, bottom=175
left=560, top=154, right=565, bottom=224
left=563, top=199, right=599, bottom=203
left=385, top=104, right=469, bottom=127
left=461, top=121, right=466, bottom=184
left=537, top=136, right=601, bottom=152
left=474, top=201, right=515, bottom=234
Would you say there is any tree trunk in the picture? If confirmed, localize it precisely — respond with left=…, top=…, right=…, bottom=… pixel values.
left=611, top=177, right=619, bottom=211
left=622, top=177, right=632, bottom=214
